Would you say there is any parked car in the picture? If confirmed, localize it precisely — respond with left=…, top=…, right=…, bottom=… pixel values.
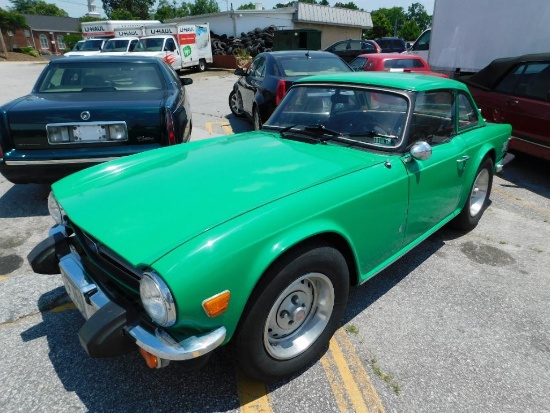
left=349, top=52, right=449, bottom=78
left=323, top=39, right=381, bottom=62
left=375, top=37, right=407, bottom=53
left=29, top=72, right=512, bottom=383
left=460, top=53, right=550, bottom=161
left=229, top=50, right=353, bottom=129
left=0, top=55, right=193, bottom=184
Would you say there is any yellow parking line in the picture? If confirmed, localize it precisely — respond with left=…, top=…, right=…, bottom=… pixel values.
left=0, top=276, right=9, bottom=282
left=329, top=336, right=370, bottom=412
left=49, top=302, right=77, bottom=313
left=205, top=121, right=234, bottom=135
left=335, top=330, right=386, bottom=413
left=493, top=186, right=550, bottom=219
left=237, top=370, right=273, bottom=413
left=320, top=350, right=353, bottom=412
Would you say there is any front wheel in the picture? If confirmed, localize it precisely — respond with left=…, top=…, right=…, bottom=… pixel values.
left=229, top=90, right=244, bottom=117
left=451, top=157, right=493, bottom=231
left=232, top=246, right=349, bottom=382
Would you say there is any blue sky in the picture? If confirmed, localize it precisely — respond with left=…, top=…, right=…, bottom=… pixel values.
left=0, top=0, right=435, bottom=19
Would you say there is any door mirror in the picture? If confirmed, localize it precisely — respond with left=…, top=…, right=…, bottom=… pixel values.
left=234, top=67, right=246, bottom=76
left=410, top=141, right=432, bottom=161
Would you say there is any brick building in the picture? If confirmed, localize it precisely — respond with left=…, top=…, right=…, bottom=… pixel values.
left=2, top=14, right=80, bottom=55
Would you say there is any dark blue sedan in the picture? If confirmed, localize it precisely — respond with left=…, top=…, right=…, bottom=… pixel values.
left=0, top=55, right=193, bottom=184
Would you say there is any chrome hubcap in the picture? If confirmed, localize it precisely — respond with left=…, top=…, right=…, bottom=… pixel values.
left=469, top=169, right=489, bottom=216
left=264, top=273, right=334, bottom=360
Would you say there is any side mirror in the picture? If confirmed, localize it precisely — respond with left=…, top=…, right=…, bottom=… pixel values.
left=180, top=78, right=193, bottom=86
left=410, top=141, right=432, bottom=161
left=234, top=67, right=246, bottom=76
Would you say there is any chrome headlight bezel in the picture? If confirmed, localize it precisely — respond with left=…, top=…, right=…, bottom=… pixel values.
left=140, top=271, right=176, bottom=327
left=47, top=192, right=65, bottom=225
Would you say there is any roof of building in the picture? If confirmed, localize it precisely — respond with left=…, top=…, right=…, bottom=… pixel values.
left=23, top=14, right=80, bottom=33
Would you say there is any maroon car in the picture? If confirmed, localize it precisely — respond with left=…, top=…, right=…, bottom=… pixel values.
left=349, top=53, right=449, bottom=78
left=460, top=53, right=550, bottom=161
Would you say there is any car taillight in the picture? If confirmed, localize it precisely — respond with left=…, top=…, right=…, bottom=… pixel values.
left=166, top=110, right=175, bottom=145
left=0, top=144, right=3, bottom=159
left=276, top=80, right=289, bottom=106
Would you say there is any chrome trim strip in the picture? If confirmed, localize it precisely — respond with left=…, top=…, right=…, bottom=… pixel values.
left=127, top=325, right=227, bottom=361
left=5, top=157, right=118, bottom=165
left=512, top=136, right=550, bottom=149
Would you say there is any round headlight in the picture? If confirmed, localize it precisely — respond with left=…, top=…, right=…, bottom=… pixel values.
left=47, top=192, right=64, bottom=225
left=140, top=272, right=176, bottom=327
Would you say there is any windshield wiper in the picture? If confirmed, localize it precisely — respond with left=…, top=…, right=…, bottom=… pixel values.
left=280, top=124, right=346, bottom=144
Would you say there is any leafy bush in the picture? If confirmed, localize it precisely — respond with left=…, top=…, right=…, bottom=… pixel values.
left=21, top=47, right=40, bottom=57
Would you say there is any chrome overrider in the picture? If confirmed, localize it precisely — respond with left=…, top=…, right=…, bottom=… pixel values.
left=50, top=225, right=226, bottom=363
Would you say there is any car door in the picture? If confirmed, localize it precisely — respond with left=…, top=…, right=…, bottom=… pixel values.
left=402, top=90, right=469, bottom=244
left=238, top=55, right=267, bottom=117
left=164, top=37, right=181, bottom=69
left=489, top=62, right=550, bottom=154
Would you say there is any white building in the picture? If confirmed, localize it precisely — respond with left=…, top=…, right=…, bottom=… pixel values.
left=167, top=2, right=372, bottom=49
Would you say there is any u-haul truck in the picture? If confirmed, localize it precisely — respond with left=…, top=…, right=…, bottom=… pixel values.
left=65, top=20, right=160, bottom=57
left=132, top=23, right=213, bottom=72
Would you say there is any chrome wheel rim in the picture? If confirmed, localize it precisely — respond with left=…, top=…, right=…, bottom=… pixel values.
left=230, top=92, right=242, bottom=115
left=469, top=168, right=490, bottom=216
left=263, top=273, right=334, bottom=360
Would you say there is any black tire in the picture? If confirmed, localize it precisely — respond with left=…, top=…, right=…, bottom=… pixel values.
left=232, top=246, right=349, bottom=383
left=197, top=59, right=207, bottom=72
left=450, top=157, right=494, bottom=231
left=229, top=90, right=245, bottom=117
left=253, top=106, right=262, bottom=130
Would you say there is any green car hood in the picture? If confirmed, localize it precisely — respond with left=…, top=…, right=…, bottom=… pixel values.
left=53, top=131, right=384, bottom=266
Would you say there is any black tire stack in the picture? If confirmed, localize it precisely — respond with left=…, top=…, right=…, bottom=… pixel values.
left=211, top=25, right=276, bottom=57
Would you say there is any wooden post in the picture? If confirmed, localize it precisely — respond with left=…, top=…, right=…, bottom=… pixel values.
left=0, top=28, right=9, bottom=60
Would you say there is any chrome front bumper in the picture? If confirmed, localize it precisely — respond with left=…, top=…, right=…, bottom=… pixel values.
left=55, top=236, right=226, bottom=361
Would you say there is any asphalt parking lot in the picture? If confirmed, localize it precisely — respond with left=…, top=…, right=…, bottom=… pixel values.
left=0, top=61, right=549, bottom=413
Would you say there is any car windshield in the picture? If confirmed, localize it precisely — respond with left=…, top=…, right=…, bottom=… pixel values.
left=80, top=40, right=103, bottom=51
left=36, top=62, right=165, bottom=93
left=102, top=39, right=129, bottom=52
left=276, top=56, right=352, bottom=77
left=134, top=38, right=164, bottom=52
left=264, top=84, right=409, bottom=150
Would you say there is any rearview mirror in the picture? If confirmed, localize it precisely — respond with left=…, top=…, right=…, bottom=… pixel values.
left=234, top=67, right=246, bottom=76
left=180, top=78, right=193, bottom=86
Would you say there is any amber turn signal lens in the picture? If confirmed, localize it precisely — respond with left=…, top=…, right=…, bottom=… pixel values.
left=139, top=347, right=159, bottom=368
left=202, top=290, right=231, bottom=317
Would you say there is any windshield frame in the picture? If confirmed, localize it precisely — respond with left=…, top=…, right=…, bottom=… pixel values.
left=264, top=82, right=412, bottom=152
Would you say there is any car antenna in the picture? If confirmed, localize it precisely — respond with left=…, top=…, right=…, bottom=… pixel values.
left=305, top=50, right=311, bottom=59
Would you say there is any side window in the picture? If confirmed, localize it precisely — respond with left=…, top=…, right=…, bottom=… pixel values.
left=495, top=64, right=525, bottom=94
left=129, top=40, right=138, bottom=52
left=523, top=62, right=550, bottom=101
left=457, top=92, right=479, bottom=130
left=333, top=42, right=347, bottom=52
left=413, top=30, right=430, bottom=51
left=251, top=56, right=266, bottom=78
left=165, top=38, right=176, bottom=52
left=410, top=91, right=455, bottom=145
left=349, top=40, right=362, bottom=51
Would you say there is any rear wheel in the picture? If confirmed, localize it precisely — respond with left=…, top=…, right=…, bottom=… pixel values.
left=253, top=106, right=262, bottom=130
left=232, top=246, right=349, bottom=382
left=197, top=59, right=207, bottom=72
left=451, top=157, right=493, bottom=231
left=229, top=90, right=244, bottom=117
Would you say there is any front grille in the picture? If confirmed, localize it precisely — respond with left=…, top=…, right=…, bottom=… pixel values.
left=71, top=222, right=143, bottom=296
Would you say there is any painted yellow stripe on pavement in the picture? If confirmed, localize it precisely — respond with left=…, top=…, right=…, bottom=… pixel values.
left=493, top=186, right=550, bottom=219
left=335, top=330, right=386, bottom=413
left=329, top=336, right=370, bottom=413
left=0, top=275, right=9, bottom=282
left=320, top=350, right=353, bottom=412
left=237, top=371, right=273, bottom=413
left=205, top=121, right=234, bottom=136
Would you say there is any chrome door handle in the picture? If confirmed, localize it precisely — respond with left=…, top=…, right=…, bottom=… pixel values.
left=457, top=156, right=470, bottom=163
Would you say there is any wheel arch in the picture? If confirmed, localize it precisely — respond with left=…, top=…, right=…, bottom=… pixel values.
left=457, top=146, right=496, bottom=209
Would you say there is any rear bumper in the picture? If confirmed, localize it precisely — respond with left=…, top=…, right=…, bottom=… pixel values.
left=28, top=226, right=226, bottom=361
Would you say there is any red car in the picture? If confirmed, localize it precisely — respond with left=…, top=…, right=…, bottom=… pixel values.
left=460, top=53, right=550, bottom=161
left=349, top=53, right=449, bottom=78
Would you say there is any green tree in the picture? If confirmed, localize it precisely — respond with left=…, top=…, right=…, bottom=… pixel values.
left=0, top=7, right=28, bottom=58
left=187, top=0, right=220, bottom=15
left=363, top=10, right=392, bottom=39
left=9, top=0, right=68, bottom=17
left=237, top=2, right=256, bottom=10
left=319, top=0, right=330, bottom=5
left=274, top=2, right=293, bottom=7
left=62, top=33, right=83, bottom=51
left=101, top=0, right=155, bottom=20
left=154, top=0, right=180, bottom=21
left=334, top=2, right=359, bottom=10
left=110, top=9, right=135, bottom=19
left=398, top=19, right=421, bottom=41
left=406, top=2, right=431, bottom=31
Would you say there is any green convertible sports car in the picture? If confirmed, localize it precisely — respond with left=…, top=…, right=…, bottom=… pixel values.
left=29, top=72, right=513, bottom=383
